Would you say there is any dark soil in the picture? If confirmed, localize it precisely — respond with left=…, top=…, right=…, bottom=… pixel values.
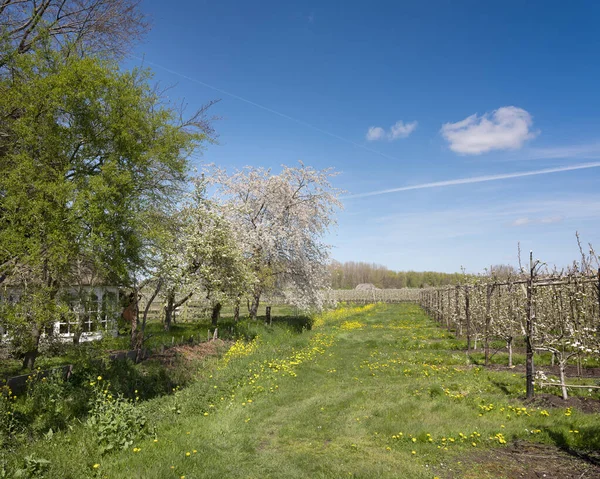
left=150, top=339, right=230, bottom=367
left=443, top=440, right=600, bottom=479
left=525, top=393, right=600, bottom=414
left=485, top=363, right=600, bottom=379
left=450, top=363, right=600, bottom=414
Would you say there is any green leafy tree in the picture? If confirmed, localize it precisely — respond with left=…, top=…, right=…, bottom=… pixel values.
left=0, top=48, right=210, bottom=367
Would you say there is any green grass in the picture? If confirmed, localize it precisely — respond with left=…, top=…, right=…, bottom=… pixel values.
left=5, top=303, right=600, bottom=478
left=0, top=304, right=307, bottom=380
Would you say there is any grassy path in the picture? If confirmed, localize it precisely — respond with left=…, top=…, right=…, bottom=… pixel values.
left=29, top=303, right=600, bottom=478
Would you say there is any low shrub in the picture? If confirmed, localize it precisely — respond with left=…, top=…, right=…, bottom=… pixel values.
left=86, top=376, right=147, bottom=455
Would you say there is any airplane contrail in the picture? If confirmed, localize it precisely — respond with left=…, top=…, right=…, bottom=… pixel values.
left=344, top=162, right=600, bottom=199
left=127, top=54, right=403, bottom=163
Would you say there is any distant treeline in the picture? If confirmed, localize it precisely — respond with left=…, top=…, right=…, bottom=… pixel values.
left=329, top=261, right=465, bottom=289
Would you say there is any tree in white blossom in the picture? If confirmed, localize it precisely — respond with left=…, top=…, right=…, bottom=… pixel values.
left=154, top=178, right=254, bottom=331
left=208, top=162, right=342, bottom=319
left=534, top=271, right=600, bottom=400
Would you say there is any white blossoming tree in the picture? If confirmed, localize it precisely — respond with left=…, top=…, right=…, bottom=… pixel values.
left=534, top=274, right=600, bottom=400
left=149, top=178, right=254, bottom=332
left=208, top=162, right=342, bottom=319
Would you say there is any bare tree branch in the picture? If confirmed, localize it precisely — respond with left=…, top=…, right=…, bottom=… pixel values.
left=1, top=0, right=149, bottom=60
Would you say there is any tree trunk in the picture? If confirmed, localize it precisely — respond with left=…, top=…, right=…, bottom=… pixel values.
left=164, top=290, right=194, bottom=332
left=22, top=324, right=41, bottom=370
left=249, top=291, right=261, bottom=320
left=507, top=337, right=513, bottom=368
left=525, top=252, right=535, bottom=400
left=164, top=290, right=175, bottom=332
left=130, top=289, right=141, bottom=351
left=232, top=293, right=241, bottom=322
left=142, top=279, right=163, bottom=340
left=559, top=361, right=569, bottom=400
left=211, top=302, right=222, bottom=328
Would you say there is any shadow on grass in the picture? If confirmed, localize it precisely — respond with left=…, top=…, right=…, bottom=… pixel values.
left=547, top=427, right=600, bottom=467
left=6, top=353, right=197, bottom=444
left=255, top=314, right=313, bottom=333
left=490, top=379, right=512, bottom=396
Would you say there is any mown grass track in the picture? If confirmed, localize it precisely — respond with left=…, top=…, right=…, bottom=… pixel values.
left=21, top=303, right=600, bottom=478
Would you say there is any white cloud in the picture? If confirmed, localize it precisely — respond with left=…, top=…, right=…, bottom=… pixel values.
left=512, top=217, right=532, bottom=226
left=525, top=143, right=600, bottom=161
left=389, top=121, right=418, bottom=139
left=366, top=126, right=386, bottom=141
left=540, top=216, right=564, bottom=224
left=366, top=120, right=418, bottom=141
left=441, top=106, right=537, bottom=154
left=512, top=216, right=563, bottom=227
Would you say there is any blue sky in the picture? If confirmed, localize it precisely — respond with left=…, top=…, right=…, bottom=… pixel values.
left=125, top=0, right=600, bottom=273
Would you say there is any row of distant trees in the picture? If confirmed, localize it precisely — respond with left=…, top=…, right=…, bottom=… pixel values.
left=0, top=0, right=342, bottom=369
left=328, top=261, right=469, bottom=289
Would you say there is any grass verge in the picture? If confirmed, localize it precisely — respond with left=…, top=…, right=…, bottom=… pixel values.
left=4, top=303, right=599, bottom=478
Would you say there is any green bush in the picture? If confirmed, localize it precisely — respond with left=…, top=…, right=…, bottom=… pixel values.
left=0, top=386, right=17, bottom=448
left=86, top=377, right=147, bottom=455
left=13, top=455, right=51, bottom=478
left=24, top=371, right=74, bottom=437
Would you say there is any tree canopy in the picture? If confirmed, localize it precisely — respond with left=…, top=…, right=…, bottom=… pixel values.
left=328, top=261, right=466, bottom=289
left=208, top=163, right=342, bottom=318
left=0, top=47, right=210, bottom=366
left=0, top=0, right=148, bottom=63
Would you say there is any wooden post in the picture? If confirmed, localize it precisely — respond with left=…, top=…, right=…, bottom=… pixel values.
left=446, top=289, right=451, bottom=332
left=465, top=286, right=471, bottom=353
left=455, top=286, right=460, bottom=337
left=266, top=306, right=272, bottom=326
left=526, top=251, right=535, bottom=400
left=484, top=284, right=493, bottom=366
left=507, top=282, right=514, bottom=368
left=597, top=268, right=600, bottom=327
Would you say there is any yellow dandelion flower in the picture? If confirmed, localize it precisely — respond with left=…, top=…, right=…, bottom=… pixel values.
left=93, top=464, right=100, bottom=469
